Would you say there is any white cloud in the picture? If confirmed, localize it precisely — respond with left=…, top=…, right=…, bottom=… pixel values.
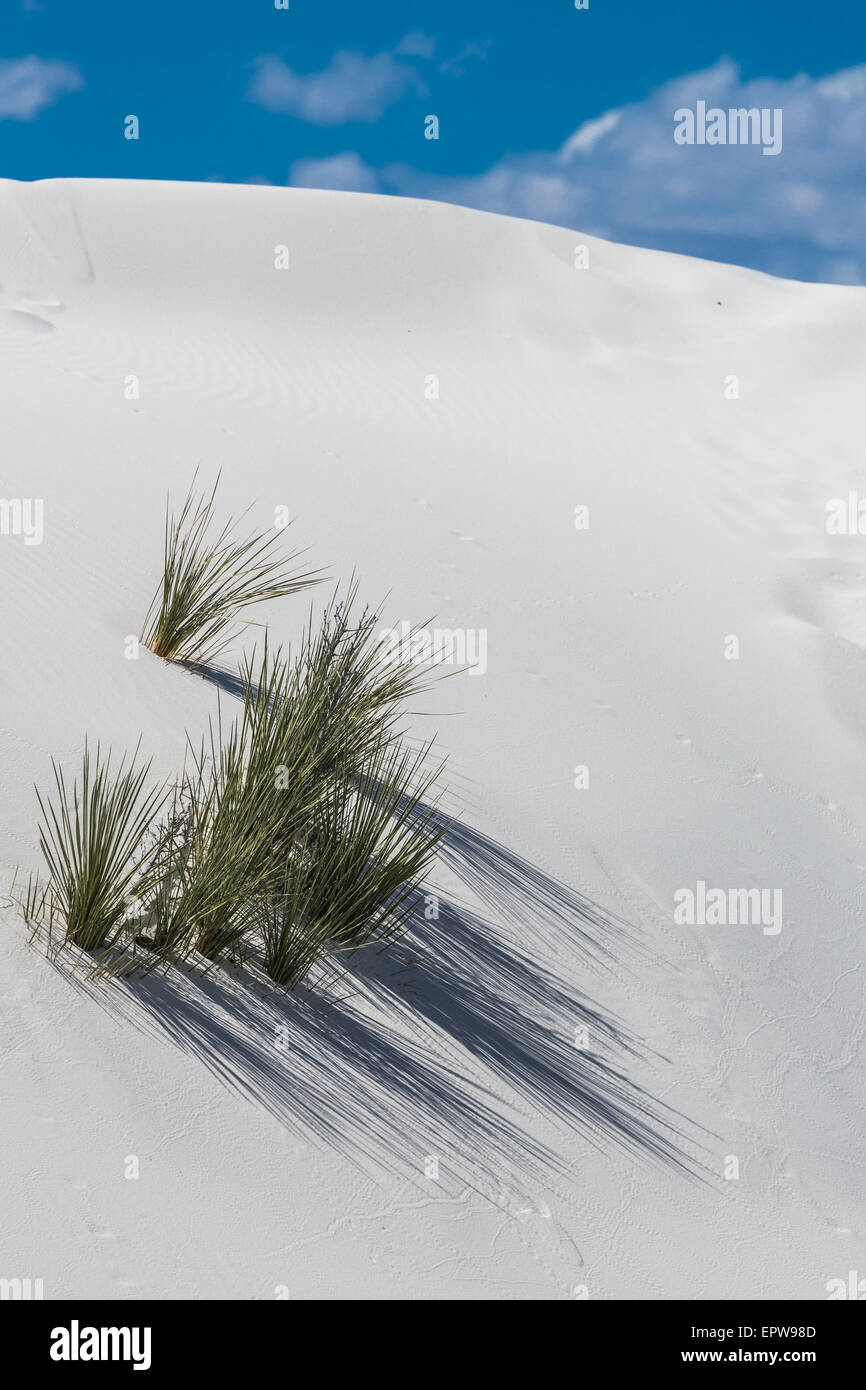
left=290, top=151, right=381, bottom=194
left=248, top=39, right=427, bottom=124
left=558, top=110, right=621, bottom=158
left=298, top=59, right=866, bottom=284
left=439, top=39, right=491, bottom=78
left=0, top=55, right=83, bottom=120
left=395, top=33, right=436, bottom=60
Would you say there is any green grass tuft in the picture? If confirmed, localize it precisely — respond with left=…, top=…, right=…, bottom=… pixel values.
left=255, top=736, right=447, bottom=990
left=29, top=741, right=166, bottom=953
left=141, top=474, right=323, bottom=666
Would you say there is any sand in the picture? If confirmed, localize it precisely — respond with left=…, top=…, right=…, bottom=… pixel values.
left=0, top=176, right=863, bottom=1298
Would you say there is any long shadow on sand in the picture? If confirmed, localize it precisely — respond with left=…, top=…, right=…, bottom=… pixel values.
left=76, top=660, right=707, bottom=1188
left=354, top=894, right=697, bottom=1174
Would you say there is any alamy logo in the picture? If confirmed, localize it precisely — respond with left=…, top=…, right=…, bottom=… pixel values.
left=378, top=621, right=487, bottom=675
left=50, top=1321, right=152, bottom=1371
left=826, top=1270, right=866, bottom=1299
left=0, top=1277, right=43, bottom=1300
left=826, top=493, right=866, bottom=534
left=674, top=880, right=782, bottom=935
left=0, top=497, right=43, bottom=546
left=674, top=101, right=782, bottom=156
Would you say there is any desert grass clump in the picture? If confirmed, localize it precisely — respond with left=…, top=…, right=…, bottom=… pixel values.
left=146, top=595, right=451, bottom=983
left=21, top=512, right=454, bottom=994
left=254, top=737, right=447, bottom=990
left=26, top=742, right=166, bottom=954
left=231, top=592, right=445, bottom=860
left=268, top=583, right=446, bottom=776
left=133, top=714, right=286, bottom=970
left=141, top=475, right=322, bottom=667
left=130, top=604, right=432, bottom=976
left=305, top=584, right=447, bottom=761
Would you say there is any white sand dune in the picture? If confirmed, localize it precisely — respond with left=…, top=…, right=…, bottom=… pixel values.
left=0, top=177, right=864, bottom=1299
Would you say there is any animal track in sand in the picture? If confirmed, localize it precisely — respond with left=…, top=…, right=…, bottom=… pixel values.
left=494, top=1187, right=553, bottom=1221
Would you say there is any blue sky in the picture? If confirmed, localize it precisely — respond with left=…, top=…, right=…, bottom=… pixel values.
left=2, top=0, right=863, bottom=282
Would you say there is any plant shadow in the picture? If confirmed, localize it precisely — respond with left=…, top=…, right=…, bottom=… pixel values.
left=351, top=885, right=706, bottom=1179
left=69, top=657, right=709, bottom=1189
left=66, top=852, right=707, bottom=1195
